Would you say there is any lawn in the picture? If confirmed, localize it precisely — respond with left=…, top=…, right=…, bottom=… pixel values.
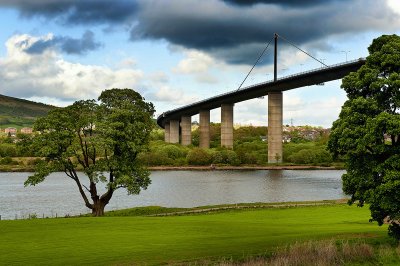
left=0, top=204, right=391, bottom=265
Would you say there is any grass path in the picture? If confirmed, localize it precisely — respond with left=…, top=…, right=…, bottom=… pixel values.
left=0, top=204, right=390, bottom=265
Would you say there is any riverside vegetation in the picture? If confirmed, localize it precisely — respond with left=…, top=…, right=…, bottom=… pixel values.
left=0, top=123, right=337, bottom=171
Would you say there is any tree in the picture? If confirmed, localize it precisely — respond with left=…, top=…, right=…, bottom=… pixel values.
left=328, top=35, right=400, bottom=239
left=21, top=88, right=155, bottom=216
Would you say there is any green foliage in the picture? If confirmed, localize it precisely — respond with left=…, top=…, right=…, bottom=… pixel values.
left=20, top=88, right=155, bottom=216
left=328, top=34, right=400, bottom=239
left=186, top=148, right=212, bottom=165
left=0, top=144, right=17, bottom=157
left=235, top=140, right=267, bottom=164
left=211, top=149, right=241, bottom=166
left=0, top=156, right=17, bottom=165
left=287, top=148, right=332, bottom=165
left=234, top=126, right=267, bottom=143
left=284, top=143, right=332, bottom=165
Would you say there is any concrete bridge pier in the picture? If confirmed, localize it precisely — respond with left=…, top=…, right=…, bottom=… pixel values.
left=169, top=120, right=180, bottom=144
left=221, top=103, right=234, bottom=149
left=199, top=110, right=210, bottom=148
left=164, top=122, right=170, bottom=143
left=268, top=92, right=283, bottom=163
left=180, top=116, right=192, bottom=146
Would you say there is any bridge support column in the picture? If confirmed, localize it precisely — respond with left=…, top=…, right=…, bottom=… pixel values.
left=199, top=110, right=210, bottom=148
left=169, top=119, right=180, bottom=144
left=164, top=122, right=170, bottom=143
left=221, top=103, right=234, bottom=149
left=180, top=116, right=191, bottom=146
left=268, top=92, right=283, bottom=163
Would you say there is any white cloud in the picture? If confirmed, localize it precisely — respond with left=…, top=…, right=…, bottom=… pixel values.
left=147, top=85, right=199, bottom=105
left=387, top=0, right=400, bottom=15
left=172, top=49, right=219, bottom=84
left=173, top=50, right=214, bottom=74
left=0, top=34, right=144, bottom=101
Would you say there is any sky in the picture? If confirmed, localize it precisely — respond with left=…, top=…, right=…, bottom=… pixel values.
left=0, top=0, right=400, bottom=128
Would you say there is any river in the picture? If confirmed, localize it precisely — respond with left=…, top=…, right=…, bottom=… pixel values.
left=0, top=170, right=345, bottom=220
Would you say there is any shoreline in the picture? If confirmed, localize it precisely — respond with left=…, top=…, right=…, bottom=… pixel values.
left=148, top=165, right=343, bottom=171
left=0, top=165, right=343, bottom=172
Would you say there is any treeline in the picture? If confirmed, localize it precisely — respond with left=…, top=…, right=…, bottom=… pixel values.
left=138, top=140, right=333, bottom=166
left=0, top=124, right=336, bottom=167
left=142, top=124, right=335, bottom=166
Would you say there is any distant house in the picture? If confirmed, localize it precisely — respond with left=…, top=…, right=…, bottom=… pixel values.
left=5, top=127, right=17, bottom=136
left=20, top=127, right=33, bottom=134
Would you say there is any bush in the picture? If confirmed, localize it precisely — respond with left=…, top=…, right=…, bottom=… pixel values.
left=287, top=148, right=333, bottom=164
left=138, top=152, right=173, bottom=166
left=186, top=148, right=212, bottom=165
left=160, top=145, right=188, bottom=159
left=0, top=144, right=17, bottom=157
left=212, top=149, right=240, bottom=166
left=0, top=156, right=18, bottom=165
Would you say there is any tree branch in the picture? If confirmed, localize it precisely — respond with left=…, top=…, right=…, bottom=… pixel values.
left=70, top=166, right=92, bottom=209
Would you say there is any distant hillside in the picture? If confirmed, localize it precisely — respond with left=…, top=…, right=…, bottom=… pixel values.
left=0, top=94, right=55, bottom=129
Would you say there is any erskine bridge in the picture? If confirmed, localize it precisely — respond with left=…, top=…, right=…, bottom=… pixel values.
left=157, top=34, right=366, bottom=163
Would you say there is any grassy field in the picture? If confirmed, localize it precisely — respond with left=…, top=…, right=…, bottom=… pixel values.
left=0, top=204, right=395, bottom=265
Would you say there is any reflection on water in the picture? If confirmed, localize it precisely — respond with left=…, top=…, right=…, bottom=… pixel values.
left=0, top=170, right=345, bottom=220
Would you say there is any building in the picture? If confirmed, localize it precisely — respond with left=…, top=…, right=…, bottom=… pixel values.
left=4, top=127, right=17, bottom=136
left=20, top=127, right=33, bottom=134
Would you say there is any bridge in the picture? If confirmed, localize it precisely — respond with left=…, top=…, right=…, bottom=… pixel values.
left=157, top=34, right=366, bottom=163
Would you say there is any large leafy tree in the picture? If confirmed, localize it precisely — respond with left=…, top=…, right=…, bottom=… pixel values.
left=23, top=88, right=155, bottom=216
left=328, top=35, right=400, bottom=238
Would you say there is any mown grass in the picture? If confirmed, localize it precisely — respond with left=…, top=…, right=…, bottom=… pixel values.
left=0, top=204, right=395, bottom=265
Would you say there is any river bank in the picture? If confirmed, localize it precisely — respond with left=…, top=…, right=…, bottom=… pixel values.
left=148, top=165, right=342, bottom=171
left=0, top=164, right=343, bottom=172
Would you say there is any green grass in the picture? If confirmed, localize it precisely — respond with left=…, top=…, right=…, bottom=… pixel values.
left=0, top=204, right=392, bottom=265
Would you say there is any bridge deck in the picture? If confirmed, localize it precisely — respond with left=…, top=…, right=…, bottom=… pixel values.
left=157, top=58, right=365, bottom=128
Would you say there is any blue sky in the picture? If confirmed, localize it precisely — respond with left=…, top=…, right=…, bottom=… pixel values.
left=0, top=0, right=399, bottom=127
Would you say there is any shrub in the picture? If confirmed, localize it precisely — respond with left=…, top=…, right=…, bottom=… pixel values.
left=0, top=144, right=17, bottom=157
left=212, top=149, right=240, bottom=166
left=0, top=156, right=18, bottom=165
left=137, top=152, right=173, bottom=166
left=160, top=145, right=187, bottom=159
left=288, top=148, right=333, bottom=164
left=186, top=148, right=212, bottom=165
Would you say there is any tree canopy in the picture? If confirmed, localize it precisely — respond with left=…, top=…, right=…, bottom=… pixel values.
left=22, top=88, right=155, bottom=216
left=328, top=34, right=400, bottom=239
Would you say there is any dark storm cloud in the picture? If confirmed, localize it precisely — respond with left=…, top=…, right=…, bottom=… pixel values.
left=0, top=0, right=138, bottom=25
left=222, top=0, right=342, bottom=7
left=26, top=31, right=102, bottom=55
left=1, top=0, right=399, bottom=65
left=130, top=0, right=399, bottom=64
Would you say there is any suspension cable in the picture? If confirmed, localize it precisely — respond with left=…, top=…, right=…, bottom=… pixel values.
left=277, top=34, right=328, bottom=67
left=237, top=37, right=274, bottom=91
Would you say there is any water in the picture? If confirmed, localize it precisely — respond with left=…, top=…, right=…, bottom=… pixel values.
left=0, top=170, right=345, bottom=220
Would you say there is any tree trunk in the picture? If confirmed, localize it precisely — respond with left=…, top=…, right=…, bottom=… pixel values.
left=92, top=200, right=106, bottom=217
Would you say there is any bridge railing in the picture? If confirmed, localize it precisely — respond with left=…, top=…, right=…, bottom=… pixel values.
left=240, top=57, right=366, bottom=91
left=161, top=58, right=366, bottom=117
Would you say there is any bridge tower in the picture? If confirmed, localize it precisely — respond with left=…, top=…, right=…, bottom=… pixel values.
left=268, top=33, right=283, bottom=163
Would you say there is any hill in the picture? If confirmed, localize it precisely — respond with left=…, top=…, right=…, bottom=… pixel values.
left=0, top=94, right=55, bottom=129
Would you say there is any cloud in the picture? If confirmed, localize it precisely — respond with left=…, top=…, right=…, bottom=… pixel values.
left=173, top=50, right=214, bottom=74
left=2, top=0, right=400, bottom=66
left=25, top=31, right=102, bottom=55
left=130, top=0, right=400, bottom=65
left=0, top=34, right=143, bottom=101
left=222, top=0, right=343, bottom=7
left=1, top=0, right=138, bottom=25
left=146, top=85, right=199, bottom=105
left=172, top=49, right=219, bottom=84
